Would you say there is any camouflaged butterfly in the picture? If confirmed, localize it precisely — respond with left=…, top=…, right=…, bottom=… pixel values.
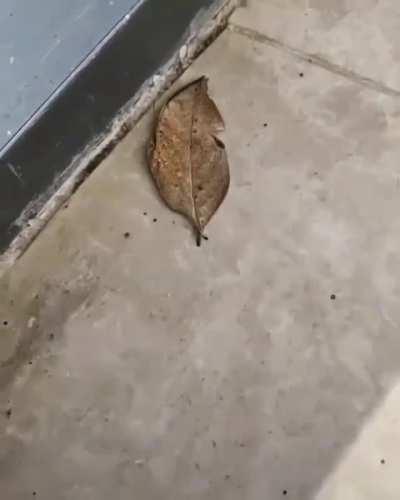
left=148, top=77, right=230, bottom=246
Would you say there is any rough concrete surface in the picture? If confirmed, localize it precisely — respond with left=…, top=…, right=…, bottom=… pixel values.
left=1, top=1, right=400, bottom=499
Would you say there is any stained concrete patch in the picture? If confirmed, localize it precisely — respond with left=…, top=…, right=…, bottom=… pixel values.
left=1, top=6, right=400, bottom=500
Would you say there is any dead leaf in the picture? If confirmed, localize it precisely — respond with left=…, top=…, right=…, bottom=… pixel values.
left=148, top=76, right=229, bottom=245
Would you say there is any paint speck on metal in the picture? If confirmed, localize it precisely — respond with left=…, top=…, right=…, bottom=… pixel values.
left=40, top=39, right=62, bottom=64
left=7, top=163, right=24, bottom=186
left=75, top=4, right=93, bottom=22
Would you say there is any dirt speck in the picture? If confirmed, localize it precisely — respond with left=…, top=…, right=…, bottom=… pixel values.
left=123, top=232, right=131, bottom=239
left=212, top=440, right=217, bottom=448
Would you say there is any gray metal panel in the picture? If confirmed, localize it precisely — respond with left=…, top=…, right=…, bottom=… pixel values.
left=0, top=0, right=139, bottom=150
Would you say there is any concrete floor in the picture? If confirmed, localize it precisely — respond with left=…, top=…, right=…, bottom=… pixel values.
left=2, top=1, right=400, bottom=499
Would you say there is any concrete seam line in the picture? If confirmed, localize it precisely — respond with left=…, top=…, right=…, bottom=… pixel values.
left=229, top=23, right=400, bottom=98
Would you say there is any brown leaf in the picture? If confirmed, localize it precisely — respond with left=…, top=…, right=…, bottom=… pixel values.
left=148, top=76, right=230, bottom=245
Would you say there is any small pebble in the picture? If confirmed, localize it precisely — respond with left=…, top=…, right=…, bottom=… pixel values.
left=179, top=45, right=187, bottom=61
left=27, top=317, right=37, bottom=328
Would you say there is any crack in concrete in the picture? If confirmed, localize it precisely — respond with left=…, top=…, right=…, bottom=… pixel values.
left=229, top=23, right=400, bottom=98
